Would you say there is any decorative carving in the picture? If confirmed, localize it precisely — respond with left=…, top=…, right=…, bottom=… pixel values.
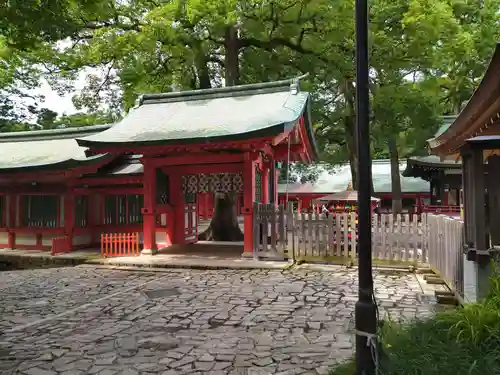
left=198, top=174, right=209, bottom=192
left=255, top=165, right=262, bottom=202
left=221, top=173, right=232, bottom=193
left=187, top=175, right=198, bottom=194
left=210, top=173, right=221, bottom=192
left=181, top=172, right=244, bottom=194
left=232, top=173, right=243, bottom=192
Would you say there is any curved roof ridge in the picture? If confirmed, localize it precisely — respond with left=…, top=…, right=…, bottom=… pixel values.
left=137, top=74, right=310, bottom=106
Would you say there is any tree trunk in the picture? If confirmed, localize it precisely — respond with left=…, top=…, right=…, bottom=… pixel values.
left=197, top=24, right=243, bottom=242
left=198, top=192, right=244, bottom=241
left=224, top=25, right=240, bottom=86
left=388, top=136, right=403, bottom=214
left=345, top=116, right=359, bottom=190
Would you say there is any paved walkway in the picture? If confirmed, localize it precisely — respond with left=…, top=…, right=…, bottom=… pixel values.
left=0, top=266, right=440, bottom=375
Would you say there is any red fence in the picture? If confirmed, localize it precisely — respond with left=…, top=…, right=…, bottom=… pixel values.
left=101, top=232, right=140, bottom=257
left=422, top=205, right=460, bottom=215
left=51, top=236, right=71, bottom=256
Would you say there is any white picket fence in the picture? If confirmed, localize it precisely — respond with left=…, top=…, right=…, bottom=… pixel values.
left=427, top=214, right=465, bottom=297
left=253, top=203, right=465, bottom=297
left=253, top=203, right=427, bottom=263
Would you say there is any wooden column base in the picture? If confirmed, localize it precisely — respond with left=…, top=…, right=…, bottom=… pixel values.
left=141, top=248, right=158, bottom=255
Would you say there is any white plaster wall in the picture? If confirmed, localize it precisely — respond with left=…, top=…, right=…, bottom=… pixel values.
left=155, top=231, right=167, bottom=244
left=73, top=233, right=92, bottom=246
left=160, top=214, right=167, bottom=226
left=42, top=233, right=64, bottom=246
left=0, top=232, right=8, bottom=245
left=16, top=233, right=36, bottom=245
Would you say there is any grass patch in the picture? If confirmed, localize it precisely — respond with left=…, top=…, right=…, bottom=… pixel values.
left=330, top=265, right=500, bottom=375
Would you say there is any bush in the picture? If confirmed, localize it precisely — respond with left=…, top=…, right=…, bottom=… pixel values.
left=330, top=268, right=500, bottom=375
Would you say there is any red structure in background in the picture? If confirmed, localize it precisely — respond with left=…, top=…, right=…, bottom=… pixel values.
left=277, top=186, right=430, bottom=215
left=403, top=155, right=463, bottom=215
left=0, top=78, right=318, bottom=256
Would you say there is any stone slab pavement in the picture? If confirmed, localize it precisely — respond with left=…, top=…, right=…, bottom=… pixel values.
left=0, top=265, right=442, bottom=375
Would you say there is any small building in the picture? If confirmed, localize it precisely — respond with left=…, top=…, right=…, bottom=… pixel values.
left=427, top=43, right=500, bottom=300
left=403, top=155, right=462, bottom=213
left=278, top=160, right=430, bottom=213
left=0, top=78, right=318, bottom=256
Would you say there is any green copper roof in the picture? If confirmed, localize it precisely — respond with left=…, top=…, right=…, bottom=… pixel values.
left=0, top=124, right=111, bottom=142
left=433, top=115, right=457, bottom=138
left=0, top=125, right=112, bottom=171
left=278, top=160, right=430, bottom=195
left=78, top=78, right=317, bottom=157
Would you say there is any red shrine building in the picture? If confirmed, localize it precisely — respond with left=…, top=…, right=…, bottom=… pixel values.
left=0, top=78, right=318, bottom=256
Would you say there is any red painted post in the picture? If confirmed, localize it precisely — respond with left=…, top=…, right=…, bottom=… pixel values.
left=63, top=193, right=75, bottom=253
left=142, top=159, right=158, bottom=255
left=7, top=194, right=16, bottom=249
left=262, top=162, right=270, bottom=204
left=243, top=152, right=258, bottom=256
left=274, top=165, right=279, bottom=204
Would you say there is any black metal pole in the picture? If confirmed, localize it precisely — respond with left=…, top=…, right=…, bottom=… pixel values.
left=355, top=0, right=377, bottom=373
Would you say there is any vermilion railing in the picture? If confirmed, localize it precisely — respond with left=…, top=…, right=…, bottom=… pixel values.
left=422, top=205, right=461, bottom=214
left=51, top=236, right=71, bottom=256
left=101, top=232, right=140, bottom=257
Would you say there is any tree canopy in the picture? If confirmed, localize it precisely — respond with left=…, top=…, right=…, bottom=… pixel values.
left=1, top=0, right=500, bottom=204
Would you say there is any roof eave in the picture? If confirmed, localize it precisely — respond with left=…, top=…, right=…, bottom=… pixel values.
left=0, top=124, right=112, bottom=143
left=77, top=124, right=289, bottom=150
left=302, top=97, right=320, bottom=162
left=0, top=154, right=112, bottom=174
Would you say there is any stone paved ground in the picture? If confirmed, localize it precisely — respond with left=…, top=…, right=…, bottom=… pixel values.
left=0, top=266, right=440, bottom=375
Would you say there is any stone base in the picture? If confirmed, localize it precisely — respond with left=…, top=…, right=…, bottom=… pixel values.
left=141, top=248, right=158, bottom=256
left=241, top=251, right=254, bottom=259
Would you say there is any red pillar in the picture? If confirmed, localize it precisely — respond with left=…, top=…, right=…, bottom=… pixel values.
left=243, top=152, right=257, bottom=256
left=64, top=193, right=75, bottom=251
left=297, top=199, right=302, bottom=213
left=262, top=162, right=270, bottom=204
left=7, top=194, right=16, bottom=249
left=274, top=164, right=280, bottom=204
left=141, top=159, right=157, bottom=255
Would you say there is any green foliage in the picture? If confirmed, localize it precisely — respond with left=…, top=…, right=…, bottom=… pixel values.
left=330, top=264, right=500, bottom=375
left=278, top=163, right=323, bottom=184
left=53, top=111, right=116, bottom=128
left=0, top=0, right=500, bottom=196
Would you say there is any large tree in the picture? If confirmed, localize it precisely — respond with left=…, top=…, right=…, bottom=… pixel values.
left=2, top=0, right=500, bottom=215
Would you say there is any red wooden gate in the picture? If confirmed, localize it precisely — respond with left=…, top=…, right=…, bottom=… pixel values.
left=184, top=203, right=198, bottom=243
